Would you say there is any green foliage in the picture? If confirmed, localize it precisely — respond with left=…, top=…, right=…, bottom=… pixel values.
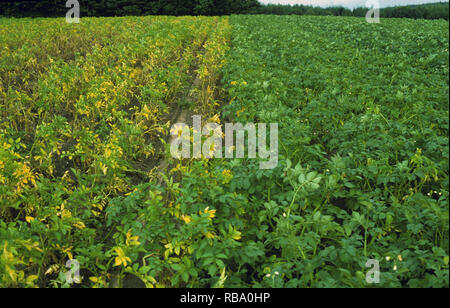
left=217, top=15, right=449, bottom=287
left=1, top=1, right=447, bottom=20
left=0, top=0, right=261, bottom=17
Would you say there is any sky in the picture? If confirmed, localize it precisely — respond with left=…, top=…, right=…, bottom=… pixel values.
left=258, top=0, right=449, bottom=9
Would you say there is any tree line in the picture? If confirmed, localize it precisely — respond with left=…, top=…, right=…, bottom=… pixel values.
left=254, top=2, right=449, bottom=20
left=0, top=0, right=261, bottom=17
left=0, top=0, right=448, bottom=20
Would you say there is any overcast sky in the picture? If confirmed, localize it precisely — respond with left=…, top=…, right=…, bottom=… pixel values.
left=259, top=0, right=449, bottom=9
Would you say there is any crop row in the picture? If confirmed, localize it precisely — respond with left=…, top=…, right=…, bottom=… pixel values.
left=215, top=15, right=449, bottom=287
left=0, top=16, right=230, bottom=287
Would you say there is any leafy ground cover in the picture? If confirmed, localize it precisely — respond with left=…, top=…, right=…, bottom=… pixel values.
left=0, top=15, right=448, bottom=288
left=216, top=15, right=449, bottom=288
left=0, top=16, right=231, bottom=287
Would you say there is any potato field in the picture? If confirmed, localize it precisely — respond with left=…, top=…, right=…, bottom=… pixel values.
left=0, top=15, right=448, bottom=288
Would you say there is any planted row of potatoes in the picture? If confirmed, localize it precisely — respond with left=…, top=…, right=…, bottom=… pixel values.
left=0, top=15, right=448, bottom=288
left=0, top=16, right=230, bottom=287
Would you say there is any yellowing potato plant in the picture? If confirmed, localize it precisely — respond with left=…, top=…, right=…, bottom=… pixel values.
left=0, top=16, right=231, bottom=288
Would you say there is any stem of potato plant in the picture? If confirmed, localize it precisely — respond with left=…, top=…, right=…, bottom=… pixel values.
left=287, top=183, right=305, bottom=218
left=364, top=229, right=368, bottom=257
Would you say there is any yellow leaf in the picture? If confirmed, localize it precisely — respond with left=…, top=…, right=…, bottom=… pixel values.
left=25, top=275, right=39, bottom=285
left=205, top=232, right=215, bottom=239
left=181, top=215, right=192, bottom=224
left=25, top=216, right=35, bottom=223
left=114, top=257, right=122, bottom=267
left=73, top=221, right=86, bottom=230
left=114, top=247, right=131, bottom=267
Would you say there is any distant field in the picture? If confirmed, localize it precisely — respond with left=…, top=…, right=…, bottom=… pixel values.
left=0, top=15, right=448, bottom=288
